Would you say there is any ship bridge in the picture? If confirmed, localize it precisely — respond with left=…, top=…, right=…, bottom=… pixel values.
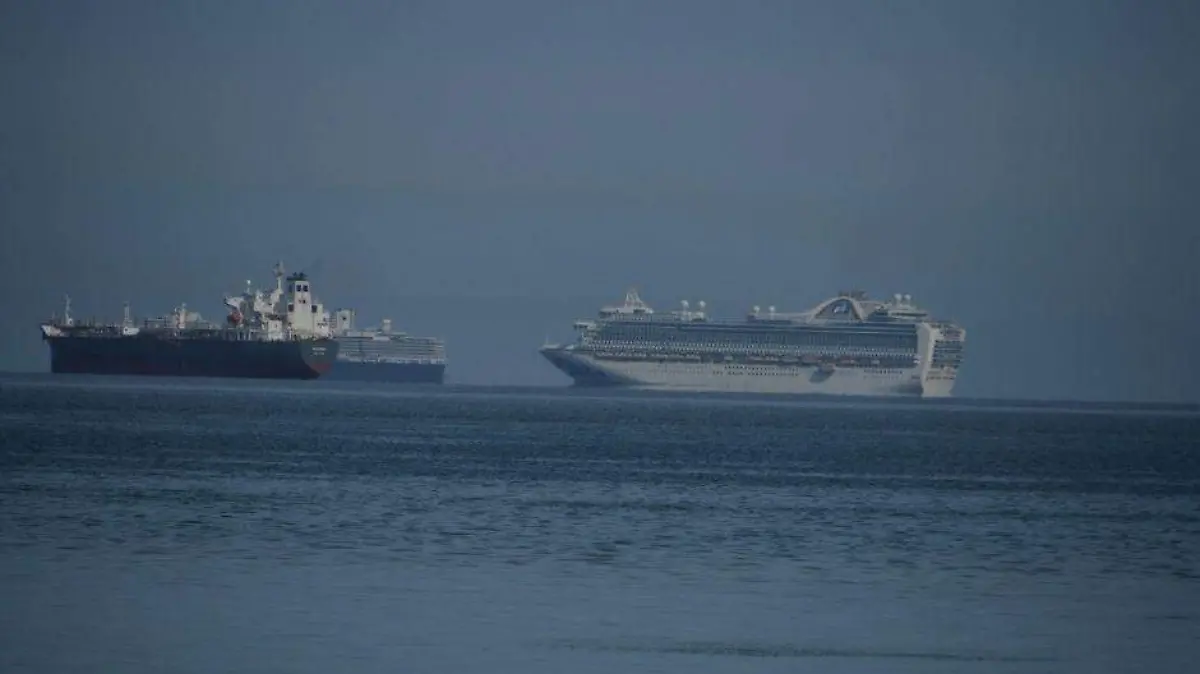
left=599, top=288, right=654, bottom=317
left=596, top=288, right=713, bottom=324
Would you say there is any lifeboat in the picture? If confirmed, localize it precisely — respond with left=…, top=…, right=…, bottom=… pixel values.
left=227, top=308, right=243, bottom=326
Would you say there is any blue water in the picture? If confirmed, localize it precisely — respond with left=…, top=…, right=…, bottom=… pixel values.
left=2, top=374, right=1198, bottom=673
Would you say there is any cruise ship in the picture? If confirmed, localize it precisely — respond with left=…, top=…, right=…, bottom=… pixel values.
left=325, top=309, right=447, bottom=384
left=539, top=288, right=965, bottom=397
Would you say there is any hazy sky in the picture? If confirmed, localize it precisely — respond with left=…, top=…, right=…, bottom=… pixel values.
left=2, top=0, right=1197, bottom=401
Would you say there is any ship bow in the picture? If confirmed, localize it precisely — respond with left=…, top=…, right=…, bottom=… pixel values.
left=540, top=346, right=631, bottom=387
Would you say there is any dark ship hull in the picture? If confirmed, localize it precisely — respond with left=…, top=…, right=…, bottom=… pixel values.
left=324, top=360, right=445, bottom=384
left=44, top=333, right=338, bottom=380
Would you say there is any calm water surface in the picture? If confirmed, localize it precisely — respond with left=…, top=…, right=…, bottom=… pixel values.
left=1, top=374, right=1198, bottom=673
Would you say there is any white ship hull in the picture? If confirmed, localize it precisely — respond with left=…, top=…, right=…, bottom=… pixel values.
left=541, top=348, right=958, bottom=398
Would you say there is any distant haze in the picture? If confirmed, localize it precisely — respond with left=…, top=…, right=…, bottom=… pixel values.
left=1, top=0, right=1196, bottom=401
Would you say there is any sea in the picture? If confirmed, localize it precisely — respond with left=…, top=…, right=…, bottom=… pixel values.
left=1, top=373, right=1198, bottom=674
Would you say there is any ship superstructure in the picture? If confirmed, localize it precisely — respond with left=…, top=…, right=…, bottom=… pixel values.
left=40, top=262, right=339, bottom=379
left=219, top=262, right=335, bottom=338
left=539, top=288, right=965, bottom=397
left=324, top=309, right=447, bottom=384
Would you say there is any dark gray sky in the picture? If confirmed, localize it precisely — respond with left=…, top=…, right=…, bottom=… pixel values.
left=2, top=0, right=1197, bottom=401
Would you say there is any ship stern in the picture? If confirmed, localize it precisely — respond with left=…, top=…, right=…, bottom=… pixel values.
left=299, top=339, right=339, bottom=379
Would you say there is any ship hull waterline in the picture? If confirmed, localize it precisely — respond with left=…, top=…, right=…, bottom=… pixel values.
left=44, top=334, right=339, bottom=380
left=323, top=360, right=446, bottom=384
left=540, top=347, right=955, bottom=398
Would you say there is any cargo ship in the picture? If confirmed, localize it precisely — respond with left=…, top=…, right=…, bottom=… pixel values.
left=40, top=262, right=339, bottom=380
left=325, top=309, right=447, bottom=384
